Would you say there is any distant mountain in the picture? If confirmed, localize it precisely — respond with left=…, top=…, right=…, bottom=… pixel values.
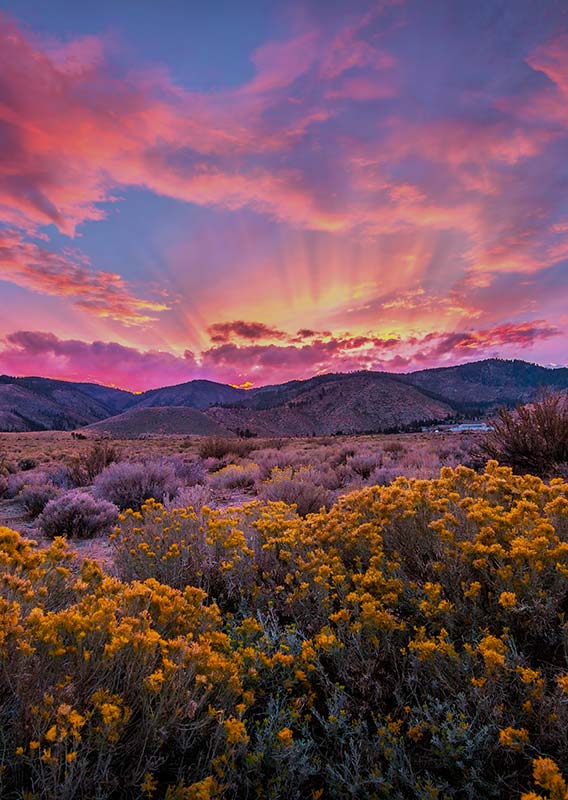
left=207, top=373, right=453, bottom=436
left=0, top=359, right=566, bottom=434
left=84, top=406, right=234, bottom=437
left=69, top=382, right=133, bottom=414
left=0, top=375, right=132, bottom=432
left=131, top=379, right=247, bottom=410
left=400, top=359, right=568, bottom=412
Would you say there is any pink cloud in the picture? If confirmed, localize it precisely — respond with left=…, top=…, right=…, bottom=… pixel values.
left=0, top=229, right=168, bottom=325
left=0, top=320, right=559, bottom=391
left=201, top=321, right=560, bottom=384
left=0, top=331, right=197, bottom=391
left=527, top=34, right=568, bottom=98
left=0, top=11, right=399, bottom=244
left=0, top=6, right=567, bottom=370
left=1, top=7, right=564, bottom=279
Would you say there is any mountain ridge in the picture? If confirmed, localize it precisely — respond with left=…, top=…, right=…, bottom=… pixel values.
left=0, top=358, right=566, bottom=434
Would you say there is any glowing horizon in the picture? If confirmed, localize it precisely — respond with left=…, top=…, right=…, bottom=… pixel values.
left=0, top=1, right=567, bottom=391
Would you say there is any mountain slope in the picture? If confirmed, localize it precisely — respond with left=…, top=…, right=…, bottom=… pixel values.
left=1, top=359, right=566, bottom=434
left=401, top=359, right=568, bottom=411
left=207, top=374, right=453, bottom=436
left=0, top=376, right=133, bottom=432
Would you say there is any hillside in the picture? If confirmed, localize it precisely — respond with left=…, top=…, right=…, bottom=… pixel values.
left=401, top=358, right=568, bottom=411
left=0, top=376, right=131, bottom=432
left=207, top=374, right=453, bottom=436
left=83, top=406, right=234, bottom=437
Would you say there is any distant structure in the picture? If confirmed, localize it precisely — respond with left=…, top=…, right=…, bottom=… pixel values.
left=449, top=422, right=492, bottom=432
left=421, top=421, right=492, bottom=433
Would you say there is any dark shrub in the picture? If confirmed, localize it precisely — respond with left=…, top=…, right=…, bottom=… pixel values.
left=198, top=437, right=256, bottom=460
left=93, top=460, right=179, bottom=510
left=19, top=479, right=61, bottom=518
left=37, top=491, right=118, bottom=539
left=45, top=465, right=76, bottom=490
left=383, top=441, right=406, bottom=455
left=0, top=449, right=12, bottom=476
left=166, top=456, right=206, bottom=486
left=18, top=458, right=37, bottom=471
left=347, top=453, right=383, bottom=479
left=480, top=391, right=568, bottom=477
left=68, top=441, right=120, bottom=486
left=4, top=473, right=27, bottom=499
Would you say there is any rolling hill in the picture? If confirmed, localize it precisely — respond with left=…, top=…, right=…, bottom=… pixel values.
left=84, top=406, right=234, bottom=437
left=132, top=380, right=247, bottom=410
left=401, top=359, right=568, bottom=412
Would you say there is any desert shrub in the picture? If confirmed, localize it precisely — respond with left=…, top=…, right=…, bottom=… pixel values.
left=346, top=452, right=383, bottom=479
left=198, top=436, right=256, bottom=460
left=254, top=448, right=295, bottom=479
left=44, top=464, right=76, bottom=489
left=113, top=499, right=301, bottom=600
left=209, top=463, right=260, bottom=491
left=383, top=440, right=406, bottom=455
left=4, top=463, right=568, bottom=798
left=165, top=455, right=206, bottom=485
left=328, top=445, right=357, bottom=466
left=68, top=441, right=120, bottom=486
left=164, top=483, right=212, bottom=512
left=0, top=448, right=9, bottom=475
left=93, top=460, right=179, bottom=510
left=37, top=490, right=118, bottom=538
left=481, top=391, right=568, bottom=477
left=19, top=477, right=61, bottom=518
left=368, top=464, right=402, bottom=485
left=4, top=472, right=27, bottom=498
left=305, top=462, right=352, bottom=490
left=258, top=466, right=335, bottom=515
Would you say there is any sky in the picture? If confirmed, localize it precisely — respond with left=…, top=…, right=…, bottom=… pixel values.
left=0, top=0, right=567, bottom=391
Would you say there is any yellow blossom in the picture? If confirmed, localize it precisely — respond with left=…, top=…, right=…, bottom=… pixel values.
left=277, top=727, right=294, bottom=746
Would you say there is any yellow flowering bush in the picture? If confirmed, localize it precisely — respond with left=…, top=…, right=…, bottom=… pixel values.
left=0, top=462, right=568, bottom=797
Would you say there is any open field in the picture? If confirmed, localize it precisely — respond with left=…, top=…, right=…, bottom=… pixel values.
left=0, top=429, right=481, bottom=538
left=0, top=429, right=481, bottom=469
left=0, top=430, right=481, bottom=570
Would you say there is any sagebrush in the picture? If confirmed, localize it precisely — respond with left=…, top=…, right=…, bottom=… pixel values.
left=1, top=463, right=568, bottom=797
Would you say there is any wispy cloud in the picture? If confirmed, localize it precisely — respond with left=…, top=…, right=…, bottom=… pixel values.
left=0, top=230, right=168, bottom=325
